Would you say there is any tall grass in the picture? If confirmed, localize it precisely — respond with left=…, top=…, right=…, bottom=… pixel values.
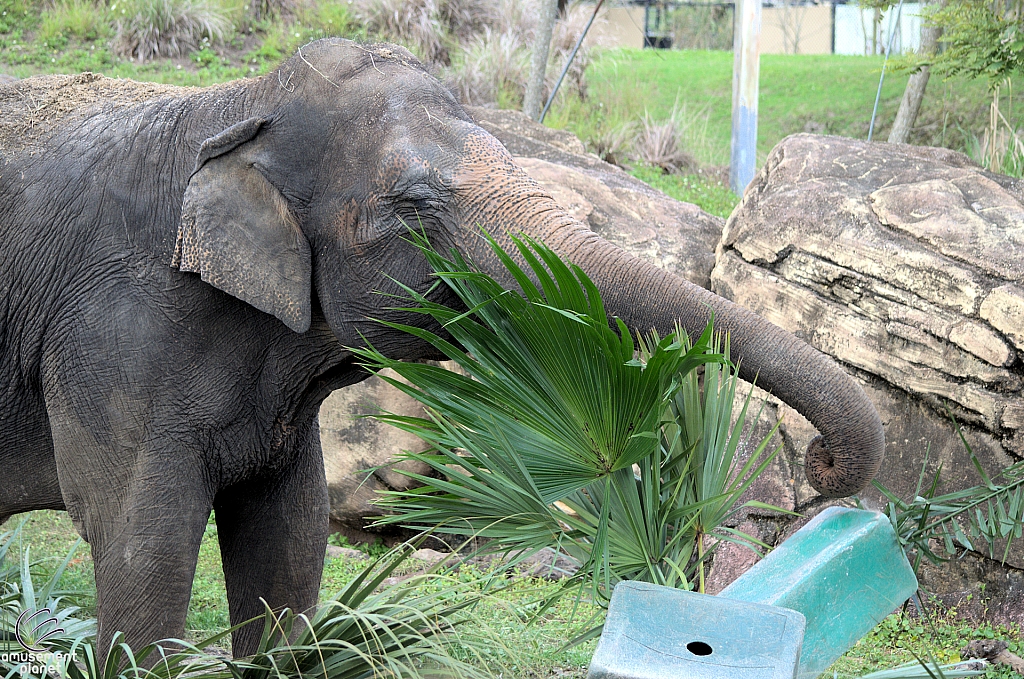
left=113, top=0, right=231, bottom=60
left=351, top=0, right=495, bottom=66
left=349, top=0, right=595, bottom=107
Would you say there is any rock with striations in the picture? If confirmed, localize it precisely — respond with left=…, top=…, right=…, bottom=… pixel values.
left=707, top=133, right=1024, bottom=623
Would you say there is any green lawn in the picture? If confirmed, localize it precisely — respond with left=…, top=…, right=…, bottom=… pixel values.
left=3, top=510, right=1022, bottom=678
left=545, top=48, right=1004, bottom=169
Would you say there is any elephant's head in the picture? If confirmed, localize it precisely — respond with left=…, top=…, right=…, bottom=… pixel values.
left=173, top=38, right=884, bottom=498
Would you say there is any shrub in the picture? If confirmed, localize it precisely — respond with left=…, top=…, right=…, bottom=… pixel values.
left=357, top=233, right=785, bottom=604
left=113, top=0, right=230, bottom=61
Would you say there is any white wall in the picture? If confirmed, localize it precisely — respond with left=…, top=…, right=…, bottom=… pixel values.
left=834, top=2, right=922, bottom=55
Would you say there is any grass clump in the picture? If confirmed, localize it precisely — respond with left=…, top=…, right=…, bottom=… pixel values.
left=112, top=0, right=231, bottom=60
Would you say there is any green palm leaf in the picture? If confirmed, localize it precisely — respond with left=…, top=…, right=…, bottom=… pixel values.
left=357, top=233, right=788, bottom=604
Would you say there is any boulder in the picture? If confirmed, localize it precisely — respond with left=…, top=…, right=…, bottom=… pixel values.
left=707, top=134, right=1024, bottom=623
left=319, top=108, right=724, bottom=538
left=467, top=106, right=724, bottom=289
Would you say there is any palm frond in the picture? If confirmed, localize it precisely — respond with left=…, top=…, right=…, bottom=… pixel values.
left=358, top=234, right=785, bottom=604
left=872, top=408, right=1024, bottom=570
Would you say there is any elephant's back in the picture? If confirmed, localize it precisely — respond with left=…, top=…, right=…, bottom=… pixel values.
left=0, top=72, right=194, bottom=153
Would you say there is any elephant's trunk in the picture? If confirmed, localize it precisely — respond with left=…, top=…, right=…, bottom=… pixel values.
left=451, top=129, right=884, bottom=498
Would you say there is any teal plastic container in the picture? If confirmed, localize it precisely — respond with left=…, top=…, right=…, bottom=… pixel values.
left=721, top=507, right=919, bottom=679
left=588, top=581, right=806, bottom=679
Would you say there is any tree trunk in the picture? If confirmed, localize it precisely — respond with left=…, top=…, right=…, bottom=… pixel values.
left=523, top=0, right=558, bottom=121
left=888, top=8, right=943, bottom=144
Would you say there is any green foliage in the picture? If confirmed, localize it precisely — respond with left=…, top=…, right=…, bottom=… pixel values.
left=0, top=0, right=36, bottom=33
left=0, top=522, right=96, bottom=676
left=214, top=542, right=496, bottom=679
left=0, top=524, right=499, bottom=679
left=355, top=233, right=784, bottom=606
left=836, top=606, right=1023, bottom=678
left=929, top=0, right=1024, bottom=88
left=38, top=0, right=109, bottom=43
left=872, top=413, right=1024, bottom=573
left=653, top=335, right=787, bottom=593
left=3, top=510, right=1021, bottom=678
left=858, top=659, right=986, bottom=677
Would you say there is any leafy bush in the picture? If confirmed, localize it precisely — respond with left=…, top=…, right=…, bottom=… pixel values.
left=0, top=525, right=498, bottom=679
left=928, top=0, right=1024, bottom=87
left=112, top=0, right=230, bottom=60
left=0, top=522, right=95, bottom=677
left=356, top=233, right=785, bottom=606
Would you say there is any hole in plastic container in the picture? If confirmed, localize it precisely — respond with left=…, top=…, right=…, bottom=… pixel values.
left=686, top=641, right=713, bottom=656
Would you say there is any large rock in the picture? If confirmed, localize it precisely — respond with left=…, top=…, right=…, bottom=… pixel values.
left=708, top=134, right=1024, bottom=623
left=320, top=108, right=724, bottom=537
left=467, top=106, right=724, bottom=289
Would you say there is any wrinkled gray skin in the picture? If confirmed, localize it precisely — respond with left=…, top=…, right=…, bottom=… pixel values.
left=0, top=39, right=884, bottom=657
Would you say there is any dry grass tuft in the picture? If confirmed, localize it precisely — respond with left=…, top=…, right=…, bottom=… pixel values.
left=630, top=103, right=711, bottom=174
left=113, top=0, right=230, bottom=60
left=587, top=121, right=634, bottom=167
left=441, top=0, right=596, bottom=107
left=352, top=0, right=446, bottom=64
left=445, top=26, right=530, bottom=107
left=352, top=0, right=497, bottom=65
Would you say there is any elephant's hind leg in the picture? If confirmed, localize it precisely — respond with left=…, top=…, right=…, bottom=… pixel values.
left=213, top=419, right=329, bottom=658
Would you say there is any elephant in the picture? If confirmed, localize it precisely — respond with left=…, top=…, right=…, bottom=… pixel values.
left=0, top=38, right=884, bottom=657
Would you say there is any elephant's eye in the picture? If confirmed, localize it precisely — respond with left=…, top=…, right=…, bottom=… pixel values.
left=394, top=199, right=439, bottom=230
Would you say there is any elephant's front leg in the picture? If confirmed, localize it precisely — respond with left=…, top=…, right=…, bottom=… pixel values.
left=47, top=400, right=212, bottom=656
left=213, top=418, right=329, bottom=658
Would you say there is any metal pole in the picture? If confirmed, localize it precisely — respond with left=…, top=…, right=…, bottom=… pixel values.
left=729, top=0, right=762, bottom=195
left=540, top=0, right=606, bottom=124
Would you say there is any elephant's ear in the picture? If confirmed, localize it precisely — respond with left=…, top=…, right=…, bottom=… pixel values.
left=173, top=117, right=312, bottom=333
